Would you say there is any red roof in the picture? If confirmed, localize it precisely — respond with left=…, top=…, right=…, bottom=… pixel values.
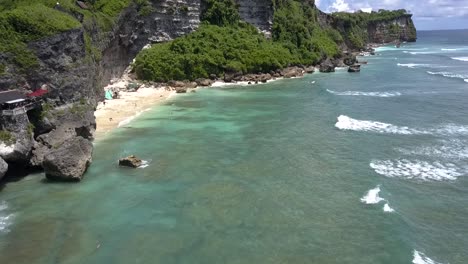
left=27, top=89, right=48, bottom=97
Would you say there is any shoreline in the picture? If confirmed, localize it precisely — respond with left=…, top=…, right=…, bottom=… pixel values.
left=94, top=87, right=176, bottom=139
left=93, top=66, right=317, bottom=139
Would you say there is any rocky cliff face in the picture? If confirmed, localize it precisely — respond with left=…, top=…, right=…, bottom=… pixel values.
left=234, top=0, right=273, bottom=36
left=102, top=0, right=201, bottom=83
left=367, top=15, right=417, bottom=43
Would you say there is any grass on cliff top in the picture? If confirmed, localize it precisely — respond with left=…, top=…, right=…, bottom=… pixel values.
left=0, top=0, right=134, bottom=71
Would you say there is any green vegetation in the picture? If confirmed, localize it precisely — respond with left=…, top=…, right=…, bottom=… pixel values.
left=0, top=0, right=136, bottom=71
left=0, top=130, right=15, bottom=145
left=27, top=123, right=35, bottom=136
left=135, top=0, right=346, bottom=82
left=134, top=24, right=298, bottom=82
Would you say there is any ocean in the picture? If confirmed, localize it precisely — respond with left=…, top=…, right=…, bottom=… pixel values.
left=1, top=30, right=467, bottom=263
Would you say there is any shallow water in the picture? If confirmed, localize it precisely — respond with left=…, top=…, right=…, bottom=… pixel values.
left=1, top=30, right=468, bottom=263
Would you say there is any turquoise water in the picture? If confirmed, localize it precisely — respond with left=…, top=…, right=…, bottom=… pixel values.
left=1, top=30, right=468, bottom=263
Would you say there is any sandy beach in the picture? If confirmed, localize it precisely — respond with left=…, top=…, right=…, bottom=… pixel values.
left=94, top=87, right=175, bottom=139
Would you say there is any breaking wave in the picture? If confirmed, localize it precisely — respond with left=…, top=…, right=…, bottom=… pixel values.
left=397, top=139, right=468, bottom=160
left=397, top=63, right=429, bottom=68
left=335, top=115, right=422, bottom=135
left=327, top=89, right=401, bottom=97
left=427, top=71, right=468, bottom=81
left=335, top=115, right=468, bottom=136
left=413, top=250, right=443, bottom=264
left=441, top=48, right=457, bottom=51
left=370, top=159, right=464, bottom=181
left=360, top=186, right=384, bottom=204
left=451, top=56, right=468, bottom=62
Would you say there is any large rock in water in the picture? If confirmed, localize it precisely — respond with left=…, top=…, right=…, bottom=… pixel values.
left=119, top=155, right=142, bottom=168
left=319, top=59, right=335, bottom=73
left=348, top=64, right=361, bottom=73
left=43, top=137, right=93, bottom=182
left=0, top=157, right=8, bottom=180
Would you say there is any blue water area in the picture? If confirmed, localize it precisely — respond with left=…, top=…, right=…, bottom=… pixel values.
left=1, top=30, right=468, bottom=264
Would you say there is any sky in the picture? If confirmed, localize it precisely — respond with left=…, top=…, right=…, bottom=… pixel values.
left=315, top=0, right=468, bottom=30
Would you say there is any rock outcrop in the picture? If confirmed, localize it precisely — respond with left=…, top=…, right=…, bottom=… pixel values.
left=119, top=155, right=142, bottom=168
left=348, top=64, right=361, bottom=73
left=367, top=14, right=417, bottom=43
left=319, top=59, right=335, bottom=73
left=0, top=157, right=7, bottom=181
left=43, top=136, right=93, bottom=182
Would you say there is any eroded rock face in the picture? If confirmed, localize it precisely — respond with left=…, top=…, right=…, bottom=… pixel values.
left=0, top=157, right=8, bottom=180
left=31, top=105, right=95, bottom=167
left=0, top=112, right=34, bottom=163
left=319, top=59, right=335, bottom=73
left=234, top=0, right=274, bottom=36
left=43, top=136, right=93, bottom=182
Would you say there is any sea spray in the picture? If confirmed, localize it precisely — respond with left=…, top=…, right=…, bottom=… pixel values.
left=413, top=250, right=443, bottom=264
left=360, top=186, right=384, bottom=204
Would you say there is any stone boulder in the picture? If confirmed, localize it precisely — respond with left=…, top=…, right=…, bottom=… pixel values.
left=43, top=137, right=93, bottom=182
left=168, top=80, right=185, bottom=88
left=195, top=78, right=213, bottom=87
left=304, top=66, right=315, bottom=74
left=0, top=157, right=8, bottom=181
left=119, top=155, right=142, bottom=168
left=348, top=64, right=361, bottom=73
left=175, top=87, right=187, bottom=93
left=319, top=59, right=335, bottom=73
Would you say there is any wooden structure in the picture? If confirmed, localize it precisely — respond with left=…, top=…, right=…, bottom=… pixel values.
left=0, top=90, right=40, bottom=116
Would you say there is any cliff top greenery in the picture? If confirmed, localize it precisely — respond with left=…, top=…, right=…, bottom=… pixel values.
left=134, top=0, right=343, bottom=82
left=332, top=9, right=411, bottom=24
left=0, top=0, right=135, bottom=71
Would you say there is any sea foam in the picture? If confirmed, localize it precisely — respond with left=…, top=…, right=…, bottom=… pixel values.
left=397, top=139, right=468, bottom=160
left=327, top=89, right=401, bottom=97
left=383, top=203, right=395, bottom=213
left=360, top=186, right=384, bottom=204
left=138, top=160, right=150, bottom=169
left=370, top=159, right=464, bottom=181
left=0, top=201, right=13, bottom=233
left=413, top=250, right=443, bottom=264
left=335, top=115, right=421, bottom=135
left=336, top=115, right=468, bottom=136
left=397, top=63, right=428, bottom=68
left=427, top=71, right=468, bottom=81
left=451, top=57, right=468, bottom=62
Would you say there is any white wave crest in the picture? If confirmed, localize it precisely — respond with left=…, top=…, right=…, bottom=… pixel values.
left=327, top=89, right=401, bottom=97
left=383, top=203, right=395, bottom=213
left=0, top=202, right=13, bottom=233
left=465, top=79, right=468, bottom=83
left=427, top=71, right=468, bottom=80
left=335, top=115, right=421, bottom=135
left=441, top=48, right=457, bottom=51
left=452, top=57, right=468, bottom=62
left=370, top=160, right=464, bottom=181
left=413, top=250, right=443, bottom=264
left=138, top=160, right=150, bottom=169
left=336, top=115, right=468, bottom=136
left=360, top=186, right=384, bottom=204
left=397, top=63, right=428, bottom=68
left=397, top=139, right=468, bottom=160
